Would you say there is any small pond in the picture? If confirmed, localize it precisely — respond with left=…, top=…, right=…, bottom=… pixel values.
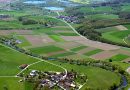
left=23, top=1, right=46, bottom=4
left=44, top=7, right=64, bottom=11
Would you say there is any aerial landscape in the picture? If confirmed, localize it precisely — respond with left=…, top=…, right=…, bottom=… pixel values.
left=0, top=0, right=130, bottom=90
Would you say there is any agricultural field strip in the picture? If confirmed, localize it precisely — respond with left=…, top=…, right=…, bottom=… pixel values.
left=0, top=43, right=67, bottom=79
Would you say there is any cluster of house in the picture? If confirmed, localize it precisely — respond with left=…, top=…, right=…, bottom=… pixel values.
left=57, top=15, right=79, bottom=24
left=0, top=14, right=10, bottom=19
left=25, top=70, right=82, bottom=90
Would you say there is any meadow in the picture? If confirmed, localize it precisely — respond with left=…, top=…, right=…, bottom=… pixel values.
left=0, top=44, right=38, bottom=76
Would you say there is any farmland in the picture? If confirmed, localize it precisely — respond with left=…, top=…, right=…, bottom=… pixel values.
left=0, top=0, right=129, bottom=90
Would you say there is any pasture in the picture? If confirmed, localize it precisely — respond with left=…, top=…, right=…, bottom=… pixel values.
left=29, top=45, right=64, bottom=55
left=0, top=44, right=38, bottom=76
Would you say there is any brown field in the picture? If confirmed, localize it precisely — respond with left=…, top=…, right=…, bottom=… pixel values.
left=54, top=30, right=74, bottom=33
left=0, top=30, right=33, bottom=35
left=64, top=54, right=88, bottom=60
left=123, top=58, right=130, bottom=63
left=115, top=25, right=128, bottom=31
left=114, top=49, right=130, bottom=56
left=91, top=51, right=118, bottom=60
left=76, top=39, right=120, bottom=50
left=52, top=26, right=69, bottom=28
left=61, top=36, right=120, bottom=50
left=61, top=36, right=85, bottom=41
left=24, top=35, right=55, bottom=47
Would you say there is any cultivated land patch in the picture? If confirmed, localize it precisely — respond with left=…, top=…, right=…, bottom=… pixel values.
left=96, top=27, right=119, bottom=33
left=61, top=36, right=85, bottom=41
left=24, top=35, right=55, bottom=47
left=70, top=46, right=88, bottom=52
left=115, top=25, right=128, bottom=31
left=66, top=54, right=89, bottom=60
left=51, top=51, right=76, bottom=58
left=49, top=35, right=65, bottom=42
left=0, top=30, right=33, bottom=35
left=114, top=49, right=130, bottom=56
left=77, top=47, right=96, bottom=54
left=76, top=39, right=120, bottom=50
left=56, top=41, right=81, bottom=49
left=0, top=45, right=37, bottom=76
left=84, top=49, right=103, bottom=56
left=47, top=50, right=66, bottom=56
left=29, top=45, right=64, bottom=55
left=109, top=54, right=129, bottom=61
left=91, top=51, right=118, bottom=60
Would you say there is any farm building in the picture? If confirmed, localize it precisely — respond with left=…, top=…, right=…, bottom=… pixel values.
left=19, top=64, right=28, bottom=69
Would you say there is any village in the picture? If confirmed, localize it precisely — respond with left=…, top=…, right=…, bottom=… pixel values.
left=18, top=69, right=87, bottom=90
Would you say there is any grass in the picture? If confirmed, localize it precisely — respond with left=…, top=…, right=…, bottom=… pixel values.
left=70, top=46, right=88, bottom=52
left=23, top=61, right=63, bottom=75
left=96, top=26, right=119, bottom=33
left=0, top=10, right=29, bottom=17
left=102, top=31, right=125, bottom=44
left=0, top=77, right=25, bottom=90
left=111, top=62, right=130, bottom=70
left=79, top=6, right=113, bottom=14
left=0, top=44, right=38, bottom=76
left=109, top=54, right=129, bottom=61
left=84, top=49, right=103, bottom=56
left=49, top=35, right=65, bottom=42
left=51, top=52, right=76, bottom=57
left=29, top=45, right=64, bottom=54
left=0, top=20, right=42, bottom=30
left=87, top=14, right=119, bottom=20
left=49, top=60, right=121, bottom=90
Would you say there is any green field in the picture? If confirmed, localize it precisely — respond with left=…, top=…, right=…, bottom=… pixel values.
left=84, top=49, right=103, bottom=56
left=87, top=14, right=119, bottom=20
left=0, top=20, right=41, bottom=30
left=29, top=45, right=64, bottom=54
left=109, top=54, right=129, bottom=61
left=0, top=77, right=25, bottom=90
left=49, top=35, right=65, bottom=42
left=51, top=51, right=76, bottom=57
left=96, top=27, right=119, bottom=33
